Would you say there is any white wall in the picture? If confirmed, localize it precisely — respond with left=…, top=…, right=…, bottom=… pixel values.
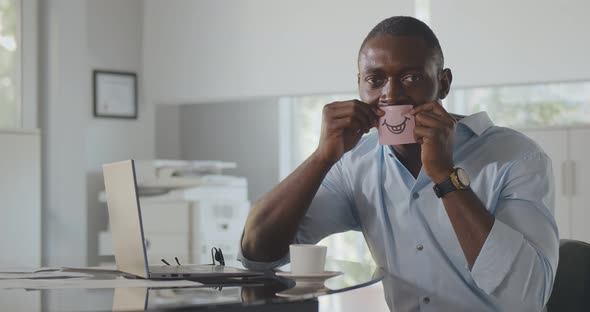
left=40, top=0, right=153, bottom=267
left=143, top=0, right=414, bottom=104
left=85, top=0, right=153, bottom=266
left=431, top=0, right=590, bottom=88
left=40, top=0, right=90, bottom=267
left=177, top=99, right=280, bottom=202
left=155, top=105, right=181, bottom=160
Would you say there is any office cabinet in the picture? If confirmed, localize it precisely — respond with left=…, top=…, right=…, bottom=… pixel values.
left=520, top=129, right=571, bottom=238
left=520, top=127, right=590, bottom=243
left=569, top=128, right=590, bottom=243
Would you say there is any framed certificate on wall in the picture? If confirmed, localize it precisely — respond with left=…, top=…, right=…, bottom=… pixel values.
left=93, top=70, right=138, bottom=119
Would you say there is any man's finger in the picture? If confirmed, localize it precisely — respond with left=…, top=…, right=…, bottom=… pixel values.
left=414, top=126, right=440, bottom=144
left=353, top=100, right=384, bottom=127
left=329, top=104, right=372, bottom=129
left=414, top=126, right=436, bottom=138
left=332, top=115, right=370, bottom=134
left=411, top=101, right=435, bottom=114
left=411, top=100, right=448, bottom=117
left=331, top=100, right=382, bottom=129
left=330, top=117, right=361, bottom=132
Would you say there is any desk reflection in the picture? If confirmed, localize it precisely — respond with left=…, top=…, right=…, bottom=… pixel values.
left=112, top=288, right=147, bottom=311
left=0, top=259, right=382, bottom=312
left=112, top=281, right=289, bottom=311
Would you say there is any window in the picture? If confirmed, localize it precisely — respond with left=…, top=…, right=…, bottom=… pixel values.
left=0, top=0, right=21, bottom=128
left=446, top=81, right=590, bottom=129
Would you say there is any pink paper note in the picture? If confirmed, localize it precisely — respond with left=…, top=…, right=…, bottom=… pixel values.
left=378, top=105, right=416, bottom=145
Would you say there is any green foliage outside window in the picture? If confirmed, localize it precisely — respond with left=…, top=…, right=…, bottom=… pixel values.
left=448, top=82, right=590, bottom=128
left=0, top=0, right=19, bottom=128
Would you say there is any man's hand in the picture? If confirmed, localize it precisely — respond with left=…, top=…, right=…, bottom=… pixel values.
left=242, top=100, right=382, bottom=262
left=315, top=100, right=384, bottom=165
left=411, top=101, right=456, bottom=183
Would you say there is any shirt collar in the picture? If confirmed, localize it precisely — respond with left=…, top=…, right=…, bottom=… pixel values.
left=457, top=111, right=494, bottom=136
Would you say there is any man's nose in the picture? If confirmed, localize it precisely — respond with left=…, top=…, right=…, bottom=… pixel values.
left=380, top=78, right=398, bottom=105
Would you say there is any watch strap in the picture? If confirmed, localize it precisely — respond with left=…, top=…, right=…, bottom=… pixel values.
left=433, top=176, right=457, bottom=198
left=433, top=167, right=470, bottom=198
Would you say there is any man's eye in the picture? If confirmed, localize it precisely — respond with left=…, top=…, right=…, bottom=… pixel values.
left=366, top=77, right=385, bottom=86
left=401, top=74, right=423, bottom=83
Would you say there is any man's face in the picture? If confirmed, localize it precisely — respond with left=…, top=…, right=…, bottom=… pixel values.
left=358, top=35, right=450, bottom=107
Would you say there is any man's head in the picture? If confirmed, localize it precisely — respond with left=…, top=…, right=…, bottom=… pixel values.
left=357, top=16, right=452, bottom=107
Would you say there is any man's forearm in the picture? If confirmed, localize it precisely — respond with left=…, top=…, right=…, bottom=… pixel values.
left=441, top=189, right=494, bottom=269
left=241, top=151, right=334, bottom=262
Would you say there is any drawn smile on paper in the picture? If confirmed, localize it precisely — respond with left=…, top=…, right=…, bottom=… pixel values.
left=382, top=117, right=410, bottom=134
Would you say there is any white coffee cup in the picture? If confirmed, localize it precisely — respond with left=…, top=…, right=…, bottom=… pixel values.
left=289, top=244, right=327, bottom=275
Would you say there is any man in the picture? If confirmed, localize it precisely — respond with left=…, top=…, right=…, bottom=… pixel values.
left=239, top=16, right=558, bottom=311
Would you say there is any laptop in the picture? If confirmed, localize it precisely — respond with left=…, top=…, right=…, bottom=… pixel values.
left=103, top=159, right=263, bottom=280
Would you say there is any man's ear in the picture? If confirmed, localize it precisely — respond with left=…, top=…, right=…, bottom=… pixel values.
left=438, top=68, right=453, bottom=99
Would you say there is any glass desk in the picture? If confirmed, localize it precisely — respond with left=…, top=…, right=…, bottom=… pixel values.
left=0, top=259, right=383, bottom=312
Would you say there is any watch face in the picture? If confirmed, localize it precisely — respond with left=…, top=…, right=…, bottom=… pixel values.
left=456, top=168, right=470, bottom=187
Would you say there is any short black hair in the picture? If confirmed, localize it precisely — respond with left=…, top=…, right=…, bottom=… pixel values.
left=359, top=16, right=444, bottom=69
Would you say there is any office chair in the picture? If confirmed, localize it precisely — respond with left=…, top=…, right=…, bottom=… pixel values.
left=546, top=239, right=590, bottom=312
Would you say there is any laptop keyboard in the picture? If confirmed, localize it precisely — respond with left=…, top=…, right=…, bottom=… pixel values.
left=154, top=265, right=223, bottom=274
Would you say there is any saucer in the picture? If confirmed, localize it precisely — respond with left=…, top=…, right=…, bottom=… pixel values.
left=275, top=284, right=330, bottom=298
left=275, top=271, right=342, bottom=285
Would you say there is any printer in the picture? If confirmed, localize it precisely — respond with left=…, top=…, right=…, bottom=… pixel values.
left=99, top=160, right=250, bottom=266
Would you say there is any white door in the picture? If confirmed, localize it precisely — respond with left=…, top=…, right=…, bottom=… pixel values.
left=0, top=129, right=41, bottom=311
left=520, top=129, right=571, bottom=239
left=0, top=129, right=41, bottom=265
left=569, top=128, right=590, bottom=243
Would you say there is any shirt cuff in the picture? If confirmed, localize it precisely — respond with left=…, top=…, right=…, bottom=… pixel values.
left=236, top=242, right=289, bottom=272
left=470, top=219, right=525, bottom=294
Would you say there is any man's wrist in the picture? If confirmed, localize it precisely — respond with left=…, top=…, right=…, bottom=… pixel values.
left=311, top=150, right=338, bottom=170
left=430, top=168, right=454, bottom=184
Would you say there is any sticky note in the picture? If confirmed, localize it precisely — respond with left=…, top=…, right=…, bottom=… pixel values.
left=378, top=105, right=416, bottom=145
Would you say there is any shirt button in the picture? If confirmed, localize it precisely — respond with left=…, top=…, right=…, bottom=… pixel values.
left=423, top=297, right=430, bottom=304
left=416, top=244, right=424, bottom=251
left=412, top=192, right=420, bottom=199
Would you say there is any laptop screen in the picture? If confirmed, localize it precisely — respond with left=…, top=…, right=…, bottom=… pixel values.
left=103, top=160, right=150, bottom=278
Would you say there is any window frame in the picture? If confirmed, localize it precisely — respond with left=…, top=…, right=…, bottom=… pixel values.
left=15, top=0, right=22, bottom=127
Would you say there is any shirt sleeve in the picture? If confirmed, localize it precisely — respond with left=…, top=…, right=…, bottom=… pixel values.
left=238, top=159, right=360, bottom=271
left=470, top=152, right=559, bottom=311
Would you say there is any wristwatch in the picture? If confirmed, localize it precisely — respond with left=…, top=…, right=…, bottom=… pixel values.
left=433, top=166, right=471, bottom=198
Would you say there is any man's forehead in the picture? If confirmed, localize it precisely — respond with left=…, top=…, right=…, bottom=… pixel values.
left=358, top=35, right=433, bottom=72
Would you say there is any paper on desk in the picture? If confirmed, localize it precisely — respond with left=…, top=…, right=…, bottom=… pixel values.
left=0, top=271, right=92, bottom=280
left=61, top=266, right=121, bottom=274
left=0, top=267, right=60, bottom=274
left=0, top=277, right=202, bottom=290
left=61, top=266, right=138, bottom=279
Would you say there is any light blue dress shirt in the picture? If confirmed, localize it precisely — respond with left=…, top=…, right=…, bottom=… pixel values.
left=239, top=112, right=559, bottom=311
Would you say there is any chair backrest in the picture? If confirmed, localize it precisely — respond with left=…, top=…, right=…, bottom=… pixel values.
left=546, top=239, right=590, bottom=311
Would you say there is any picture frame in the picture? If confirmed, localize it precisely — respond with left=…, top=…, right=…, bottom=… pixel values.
left=93, top=70, right=138, bottom=119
